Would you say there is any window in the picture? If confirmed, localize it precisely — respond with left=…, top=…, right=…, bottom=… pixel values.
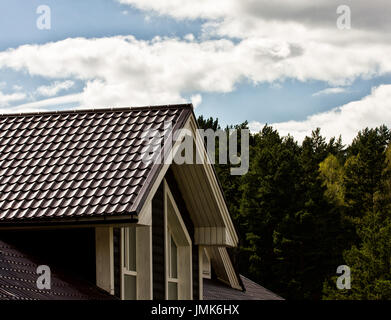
left=122, top=226, right=137, bottom=300
left=167, top=229, right=178, bottom=300
left=120, top=225, right=152, bottom=300
left=164, top=180, right=193, bottom=300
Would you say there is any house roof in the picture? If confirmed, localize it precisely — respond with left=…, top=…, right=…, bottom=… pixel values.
left=0, top=105, right=192, bottom=225
left=203, top=276, right=284, bottom=300
left=0, top=236, right=281, bottom=300
left=0, top=239, right=115, bottom=300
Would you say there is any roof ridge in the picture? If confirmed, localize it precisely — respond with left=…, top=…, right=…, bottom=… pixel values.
left=0, top=104, right=193, bottom=118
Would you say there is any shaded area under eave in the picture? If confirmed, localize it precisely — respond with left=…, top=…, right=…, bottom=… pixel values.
left=0, top=238, right=115, bottom=300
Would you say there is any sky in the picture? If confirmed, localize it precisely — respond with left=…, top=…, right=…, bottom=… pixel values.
left=0, top=0, right=390, bottom=143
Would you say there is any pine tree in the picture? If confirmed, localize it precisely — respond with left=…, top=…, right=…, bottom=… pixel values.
left=323, top=128, right=391, bottom=300
left=240, top=126, right=303, bottom=297
left=197, top=115, right=391, bottom=300
left=272, top=129, right=345, bottom=299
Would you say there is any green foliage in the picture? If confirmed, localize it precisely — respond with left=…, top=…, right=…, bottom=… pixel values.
left=319, top=154, right=344, bottom=206
left=323, top=129, right=391, bottom=300
left=196, top=115, right=391, bottom=300
left=344, top=127, right=390, bottom=219
left=197, top=115, right=220, bottom=131
left=323, top=209, right=391, bottom=300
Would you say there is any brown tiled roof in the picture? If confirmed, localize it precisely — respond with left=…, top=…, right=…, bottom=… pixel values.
left=0, top=105, right=192, bottom=225
left=0, top=239, right=115, bottom=300
left=203, top=276, right=284, bottom=300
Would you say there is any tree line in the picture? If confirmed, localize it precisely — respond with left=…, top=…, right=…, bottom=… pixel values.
left=197, top=115, right=391, bottom=300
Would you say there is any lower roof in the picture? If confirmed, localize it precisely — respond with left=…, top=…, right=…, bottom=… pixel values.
left=0, top=235, right=282, bottom=300
left=203, top=276, right=284, bottom=300
left=0, top=239, right=115, bottom=300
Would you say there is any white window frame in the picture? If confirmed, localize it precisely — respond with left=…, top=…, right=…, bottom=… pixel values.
left=167, top=227, right=179, bottom=299
left=123, top=227, right=137, bottom=273
left=121, top=227, right=137, bottom=300
left=121, top=224, right=153, bottom=300
left=167, top=227, right=179, bottom=281
left=164, top=179, right=193, bottom=300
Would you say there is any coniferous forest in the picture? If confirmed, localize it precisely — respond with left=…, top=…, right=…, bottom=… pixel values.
left=197, top=115, right=391, bottom=300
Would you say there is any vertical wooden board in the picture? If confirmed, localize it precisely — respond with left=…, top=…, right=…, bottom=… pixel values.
left=152, top=182, right=165, bottom=300
left=136, top=225, right=153, bottom=299
left=95, top=227, right=114, bottom=295
left=113, top=228, right=121, bottom=298
left=193, top=244, right=200, bottom=300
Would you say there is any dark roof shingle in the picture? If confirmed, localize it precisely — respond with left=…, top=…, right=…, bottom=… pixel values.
left=203, top=276, right=284, bottom=300
left=0, top=105, right=192, bottom=224
left=0, top=239, right=115, bottom=300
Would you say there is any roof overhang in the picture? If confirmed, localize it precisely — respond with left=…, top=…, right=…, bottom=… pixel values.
left=207, top=246, right=242, bottom=290
left=138, top=113, right=239, bottom=247
left=0, top=214, right=138, bottom=230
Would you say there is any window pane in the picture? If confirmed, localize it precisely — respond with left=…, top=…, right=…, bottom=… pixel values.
left=123, top=229, right=127, bottom=269
left=170, top=236, right=177, bottom=278
left=128, top=227, right=136, bottom=272
left=124, top=275, right=137, bottom=300
left=168, top=281, right=178, bottom=300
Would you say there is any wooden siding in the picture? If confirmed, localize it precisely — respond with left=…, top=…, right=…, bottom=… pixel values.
left=165, top=168, right=200, bottom=300
left=113, top=228, right=121, bottom=298
left=152, top=182, right=165, bottom=300
left=192, top=244, right=200, bottom=299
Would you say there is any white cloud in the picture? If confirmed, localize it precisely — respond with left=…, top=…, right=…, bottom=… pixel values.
left=36, top=80, right=75, bottom=97
left=0, top=1, right=390, bottom=121
left=190, top=94, right=202, bottom=108
left=0, top=36, right=281, bottom=109
left=11, top=93, right=82, bottom=111
left=312, top=87, right=347, bottom=96
left=184, top=34, right=195, bottom=42
left=116, top=1, right=391, bottom=86
left=117, top=0, right=391, bottom=32
left=0, top=91, right=26, bottom=107
left=117, top=0, right=236, bottom=20
left=114, top=0, right=391, bottom=144
left=0, top=105, right=48, bottom=115
left=1, top=34, right=390, bottom=114
left=249, top=84, right=391, bottom=144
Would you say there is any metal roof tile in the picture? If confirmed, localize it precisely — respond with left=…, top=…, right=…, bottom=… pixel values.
left=0, top=105, right=192, bottom=223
